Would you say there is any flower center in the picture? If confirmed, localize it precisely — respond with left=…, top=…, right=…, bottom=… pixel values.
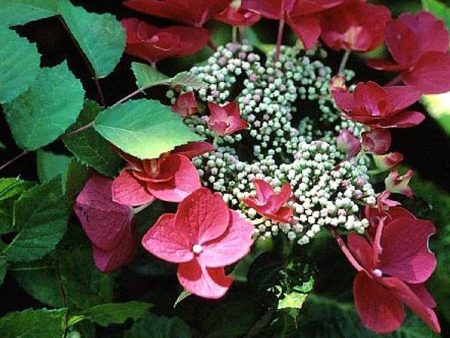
left=192, top=244, right=203, bottom=254
left=372, top=269, right=383, bottom=277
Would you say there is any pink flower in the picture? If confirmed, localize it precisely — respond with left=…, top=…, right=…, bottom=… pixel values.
left=112, top=142, right=214, bottom=205
left=320, top=0, right=391, bottom=52
left=124, top=0, right=231, bottom=27
left=142, top=188, right=254, bottom=299
left=340, top=215, right=440, bottom=334
left=333, top=81, right=424, bottom=129
left=208, top=102, right=248, bottom=136
left=214, top=5, right=261, bottom=27
left=336, top=129, right=361, bottom=159
left=373, top=152, right=404, bottom=171
left=368, top=11, right=450, bottom=94
left=241, top=0, right=344, bottom=49
left=361, top=129, right=391, bottom=155
left=172, top=92, right=198, bottom=117
left=121, top=18, right=209, bottom=64
left=385, top=169, right=413, bottom=198
left=74, top=175, right=138, bottom=272
left=243, top=180, right=293, bottom=223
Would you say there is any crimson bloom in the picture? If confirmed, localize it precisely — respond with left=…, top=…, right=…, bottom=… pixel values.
left=112, top=142, right=214, bottom=206
left=208, top=102, right=248, bottom=136
left=361, top=129, right=391, bottom=155
left=124, top=0, right=231, bottom=27
left=215, top=5, right=261, bottom=27
left=121, top=18, right=209, bottom=64
left=243, top=179, right=293, bottom=223
left=172, top=92, right=199, bottom=117
left=368, top=11, right=450, bottom=94
left=241, top=0, right=344, bottom=49
left=333, top=81, right=424, bottom=129
left=341, top=215, right=440, bottom=334
left=320, top=0, right=391, bottom=52
left=74, top=175, right=138, bottom=272
left=142, top=188, right=254, bottom=299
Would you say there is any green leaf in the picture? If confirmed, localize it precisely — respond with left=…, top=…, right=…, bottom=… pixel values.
left=0, top=0, right=59, bottom=27
left=0, top=178, right=28, bottom=201
left=65, top=159, right=90, bottom=205
left=3, top=176, right=69, bottom=262
left=69, top=301, right=152, bottom=327
left=59, top=0, right=125, bottom=78
left=124, top=313, right=192, bottom=338
left=0, top=308, right=66, bottom=338
left=0, top=178, right=32, bottom=235
left=37, top=150, right=72, bottom=184
left=0, top=256, right=6, bottom=286
left=0, top=26, right=41, bottom=104
left=422, top=93, right=450, bottom=136
left=3, top=61, right=84, bottom=150
left=94, top=99, right=202, bottom=159
left=132, top=62, right=168, bottom=89
left=64, top=100, right=122, bottom=177
left=168, top=71, right=208, bottom=89
left=422, top=0, right=450, bottom=30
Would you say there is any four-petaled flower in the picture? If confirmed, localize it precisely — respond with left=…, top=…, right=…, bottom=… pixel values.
left=74, top=175, right=138, bottom=272
left=368, top=11, right=450, bottom=94
left=112, top=142, right=214, bottom=206
left=243, top=179, right=293, bottom=223
left=142, top=188, right=254, bottom=299
left=208, top=101, right=248, bottom=136
left=333, top=81, right=424, bottom=129
left=121, top=18, right=209, bottom=64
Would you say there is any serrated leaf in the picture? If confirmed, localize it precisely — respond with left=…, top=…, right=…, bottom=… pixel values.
left=0, top=26, right=41, bottom=104
left=422, top=0, right=450, bottom=30
left=59, top=0, right=125, bottom=78
left=132, top=62, right=168, bottom=89
left=3, top=61, right=84, bottom=150
left=125, top=313, right=192, bottom=338
left=0, top=308, right=66, bottom=338
left=3, top=176, right=69, bottom=262
left=36, top=150, right=72, bottom=184
left=0, top=178, right=28, bottom=201
left=0, top=0, right=59, bottom=27
left=168, top=71, right=207, bottom=89
left=64, top=100, right=122, bottom=177
left=94, top=99, right=202, bottom=159
left=69, top=301, right=152, bottom=327
left=0, top=178, right=32, bottom=235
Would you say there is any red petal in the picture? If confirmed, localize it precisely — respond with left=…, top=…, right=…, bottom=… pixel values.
left=366, top=58, right=407, bottom=71
left=200, top=210, right=254, bottom=267
left=147, top=154, right=201, bottom=202
left=177, top=259, right=233, bottom=299
left=112, top=170, right=155, bottom=206
left=408, top=283, right=437, bottom=309
left=74, top=175, right=134, bottom=251
left=381, top=277, right=441, bottom=333
left=353, top=272, right=405, bottom=334
left=173, top=141, right=215, bottom=158
left=378, top=218, right=437, bottom=283
left=241, top=0, right=284, bottom=20
left=384, top=86, right=421, bottom=113
left=287, top=14, right=321, bottom=49
left=385, top=18, right=419, bottom=66
left=347, top=234, right=375, bottom=271
left=380, top=110, right=425, bottom=128
left=403, top=52, right=450, bottom=94
left=141, top=213, right=194, bottom=263
left=332, top=89, right=354, bottom=112
left=174, top=188, right=230, bottom=244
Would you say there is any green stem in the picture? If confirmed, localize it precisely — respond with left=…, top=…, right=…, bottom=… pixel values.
left=338, top=50, right=351, bottom=75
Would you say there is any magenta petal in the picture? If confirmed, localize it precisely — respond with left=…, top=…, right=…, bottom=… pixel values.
left=177, top=259, right=233, bottom=299
left=112, top=170, right=155, bottom=206
left=141, top=213, right=193, bottom=264
left=366, top=58, right=407, bottom=71
left=74, top=175, right=134, bottom=251
left=384, top=86, right=421, bottom=113
left=381, top=111, right=425, bottom=128
left=353, top=272, right=405, bottom=334
left=332, top=90, right=354, bottom=112
left=287, top=14, right=321, bottom=50
left=381, top=277, right=441, bottom=333
left=403, top=52, right=450, bottom=94
left=347, top=234, right=374, bottom=271
left=147, top=154, right=201, bottom=203
left=408, top=283, right=437, bottom=308
left=378, top=218, right=437, bottom=283
left=174, top=188, right=230, bottom=244
left=199, top=210, right=254, bottom=268
left=173, top=141, right=215, bottom=158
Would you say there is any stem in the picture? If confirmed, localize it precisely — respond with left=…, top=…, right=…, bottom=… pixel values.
left=330, top=228, right=364, bottom=271
left=93, top=78, right=106, bottom=107
left=208, top=39, right=217, bottom=52
left=111, top=88, right=143, bottom=109
left=232, top=26, right=238, bottom=43
left=0, top=150, right=29, bottom=172
left=56, top=257, right=69, bottom=338
left=338, top=50, right=351, bottom=75
left=385, top=75, right=402, bottom=86
left=274, top=18, right=285, bottom=63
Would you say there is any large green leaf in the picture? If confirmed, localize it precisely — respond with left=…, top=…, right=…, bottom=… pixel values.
left=0, top=0, right=59, bottom=27
left=94, top=99, right=203, bottom=159
left=422, top=0, right=450, bottom=30
left=3, top=176, right=69, bottom=262
left=64, top=100, right=122, bottom=177
left=124, top=313, right=192, bottom=338
left=132, top=62, right=168, bottom=89
left=59, top=0, right=125, bottom=78
left=69, top=302, right=151, bottom=327
left=3, top=61, right=84, bottom=150
left=36, top=150, right=72, bottom=184
left=0, top=308, right=66, bottom=338
left=0, top=27, right=40, bottom=104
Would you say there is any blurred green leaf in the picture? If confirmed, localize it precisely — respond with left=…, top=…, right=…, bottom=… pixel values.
left=125, top=313, right=192, bottom=338
left=36, top=150, right=72, bottom=184
left=422, top=92, right=450, bottom=136
left=422, top=0, right=450, bottom=29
